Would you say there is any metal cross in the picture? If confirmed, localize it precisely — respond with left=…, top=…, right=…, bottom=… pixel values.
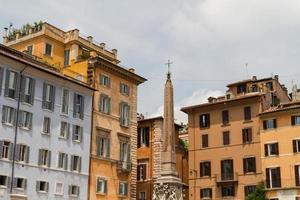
left=165, top=59, right=173, bottom=74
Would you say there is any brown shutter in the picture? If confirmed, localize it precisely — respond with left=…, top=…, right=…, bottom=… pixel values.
left=295, top=165, right=300, bottom=186
left=249, top=128, right=253, bottom=142
left=253, top=157, right=256, bottom=173
left=292, top=116, right=296, bottom=126
left=275, top=143, right=279, bottom=155
left=207, top=114, right=210, bottom=127
left=200, top=163, right=203, bottom=177
left=266, top=168, right=270, bottom=188
left=208, top=162, right=211, bottom=177
left=277, top=167, right=281, bottom=187
left=293, top=140, right=297, bottom=153
left=243, top=158, right=247, bottom=173
left=200, top=189, right=203, bottom=198
left=264, top=144, right=268, bottom=156
left=143, top=164, right=147, bottom=179
left=137, top=128, right=141, bottom=148
left=199, top=115, right=203, bottom=128
left=145, top=127, right=150, bottom=147
left=263, top=120, right=267, bottom=130
left=137, top=165, right=140, bottom=180
left=273, top=119, right=277, bottom=128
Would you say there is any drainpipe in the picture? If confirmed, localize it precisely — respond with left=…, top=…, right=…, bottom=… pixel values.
left=10, top=66, right=28, bottom=194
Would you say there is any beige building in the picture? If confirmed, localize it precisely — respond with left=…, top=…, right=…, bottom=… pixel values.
left=181, top=76, right=290, bottom=200
left=259, top=101, right=300, bottom=199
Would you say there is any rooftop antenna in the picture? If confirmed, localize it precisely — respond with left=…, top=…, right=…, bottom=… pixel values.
left=245, top=63, right=249, bottom=78
left=8, top=22, right=13, bottom=34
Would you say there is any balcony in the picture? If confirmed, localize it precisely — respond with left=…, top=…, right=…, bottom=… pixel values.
left=216, top=173, right=238, bottom=185
left=117, top=161, right=131, bottom=173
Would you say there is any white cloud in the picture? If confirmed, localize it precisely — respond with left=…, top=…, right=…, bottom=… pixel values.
left=150, top=89, right=223, bottom=124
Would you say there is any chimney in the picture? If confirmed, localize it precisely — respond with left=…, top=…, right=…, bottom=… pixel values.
left=112, top=49, right=118, bottom=58
left=128, top=68, right=135, bottom=73
left=87, top=36, right=93, bottom=43
left=274, top=75, right=279, bottom=81
left=99, top=43, right=106, bottom=49
left=252, top=76, right=257, bottom=81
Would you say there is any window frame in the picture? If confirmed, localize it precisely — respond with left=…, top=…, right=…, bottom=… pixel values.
left=202, top=134, right=208, bottom=148
left=96, top=177, right=107, bottom=194
left=61, top=88, right=69, bottom=115
left=243, top=156, right=256, bottom=174
left=199, top=113, right=210, bottom=129
left=44, top=43, right=53, bottom=56
left=55, top=182, right=64, bottom=196
left=200, top=161, right=211, bottom=177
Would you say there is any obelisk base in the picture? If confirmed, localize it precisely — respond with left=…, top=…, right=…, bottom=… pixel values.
left=152, top=175, right=185, bottom=200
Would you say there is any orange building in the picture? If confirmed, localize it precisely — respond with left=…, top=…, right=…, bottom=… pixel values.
left=3, top=22, right=146, bottom=200
left=136, top=116, right=188, bottom=200
left=259, top=100, right=300, bottom=199
left=181, top=76, right=290, bottom=200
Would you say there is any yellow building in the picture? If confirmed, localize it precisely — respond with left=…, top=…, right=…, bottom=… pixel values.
left=259, top=101, right=300, bottom=199
left=3, top=22, right=146, bottom=200
left=181, top=76, right=290, bottom=200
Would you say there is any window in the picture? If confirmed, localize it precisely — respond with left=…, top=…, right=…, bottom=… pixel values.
left=221, top=159, right=234, bottom=180
left=0, top=67, right=3, bottom=95
left=42, top=83, right=55, bottom=111
left=200, top=188, right=212, bottom=199
left=0, top=175, right=9, bottom=187
left=55, top=182, right=64, bottom=195
left=120, top=141, right=131, bottom=170
left=72, top=125, right=83, bottom=142
left=26, top=45, right=33, bottom=55
left=100, top=75, right=110, bottom=87
left=221, top=184, right=235, bottom=197
left=119, top=182, right=128, bottom=196
left=242, top=128, right=252, bottom=143
left=244, top=185, right=256, bottom=197
left=292, top=116, right=300, bottom=126
left=263, top=119, right=277, bottom=130
left=266, top=167, right=281, bottom=188
left=199, top=114, right=210, bottom=128
left=244, top=106, right=251, bottom=121
left=222, top=110, right=229, bottom=125
left=69, top=185, right=80, bottom=197
left=38, top=149, right=51, bottom=167
left=237, top=84, right=246, bottom=94
left=45, top=43, right=52, bottom=56
left=120, top=102, right=130, bottom=127
left=251, top=84, right=258, bottom=92
left=17, top=144, right=29, bottom=163
left=64, top=49, right=70, bottom=66
left=96, top=177, right=107, bottom=194
left=99, top=94, right=110, bottom=114
left=96, top=135, right=110, bottom=158
left=223, top=131, right=230, bottom=145
left=73, top=93, right=84, bottom=119
left=293, top=139, right=300, bottom=153
left=58, top=152, right=68, bottom=170
left=243, top=157, right=256, bottom=173
left=202, top=134, right=208, bottom=148
left=264, top=143, right=279, bottom=156
left=138, top=127, right=150, bottom=148
left=13, top=177, right=26, bottom=190
left=36, top=181, right=49, bottom=193
left=61, top=89, right=69, bottom=115
left=71, top=155, right=81, bottom=172
left=295, top=165, right=300, bottom=186
left=0, top=141, right=13, bottom=160
left=4, top=70, right=19, bottom=99
left=266, top=82, right=273, bottom=91
left=139, top=192, right=146, bottom=200
left=200, top=161, right=211, bottom=177
left=137, top=163, right=147, bottom=181
left=21, top=76, right=35, bottom=104
left=19, top=111, right=33, bottom=130
left=42, top=117, right=51, bottom=134
left=2, top=106, right=16, bottom=125
left=60, top=121, right=70, bottom=139
left=120, top=83, right=130, bottom=95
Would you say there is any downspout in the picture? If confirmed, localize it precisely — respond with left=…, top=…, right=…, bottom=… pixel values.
left=10, top=66, right=28, bottom=193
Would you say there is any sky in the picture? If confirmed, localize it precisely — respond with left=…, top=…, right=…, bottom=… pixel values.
left=1, top=0, right=300, bottom=123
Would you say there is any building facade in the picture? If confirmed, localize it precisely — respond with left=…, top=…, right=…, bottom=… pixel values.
left=3, top=22, right=146, bottom=200
left=181, top=76, right=290, bottom=200
left=136, top=116, right=188, bottom=200
left=0, top=44, right=93, bottom=200
left=259, top=101, right=300, bottom=199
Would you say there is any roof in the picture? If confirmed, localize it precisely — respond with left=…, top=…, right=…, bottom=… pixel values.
left=0, top=44, right=95, bottom=91
left=91, top=56, right=147, bottom=85
left=181, top=93, right=264, bottom=113
left=259, top=101, right=300, bottom=116
left=226, top=77, right=273, bottom=87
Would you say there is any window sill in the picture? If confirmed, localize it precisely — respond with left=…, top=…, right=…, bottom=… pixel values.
left=58, top=136, right=68, bottom=140
left=20, top=127, right=31, bottom=131
left=266, top=154, right=279, bottom=158
left=0, top=185, right=8, bottom=189
left=54, top=193, right=64, bottom=196
left=42, top=108, right=54, bottom=113
left=244, top=172, right=256, bottom=175
left=2, top=122, right=14, bottom=127
left=72, top=140, right=81, bottom=143
left=69, top=195, right=79, bottom=198
left=96, top=192, right=107, bottom=196
left=221, top=123, right=230, bottom=127
left=22, top=102, right=33, bottom=107
left=200, top=127, right=210, bottom=130
left=43, top=54, right=53, bottom=59
left=37, top=191, right=48, bottom=194
left=60, top=113, right=69, bottom=118
left=243, top=120, right=253, bottom=124
left=99, top=111, right=110, bottom=115
left=4, top=96, right=17, bottom=101
left=41, top=132, right=51, bottom=136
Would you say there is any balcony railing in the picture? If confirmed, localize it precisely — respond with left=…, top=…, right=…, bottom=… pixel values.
left=117, top=161, right=131, bottom=173
left=216, top=173, right=238, bottom=184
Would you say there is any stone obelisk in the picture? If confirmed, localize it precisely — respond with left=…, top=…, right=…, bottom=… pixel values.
left=153, top=61, right=184, bottom=200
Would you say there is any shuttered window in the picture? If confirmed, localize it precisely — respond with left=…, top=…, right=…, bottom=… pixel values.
left=71, top=155, right=81, bottom=172
left=266, top=167, right=281, bottom=188
left=119, top=182, right=128, bottom=196
left=138, top=127, right=150, bottom=148
left=0, top=141, right=14, bottom=160
left=293, top=139, right=300, bottom=153
left=19, top=111, right=33, bottom=130
left=264, top=143, right=279, bottom=156
left=137, top=163, right=147, bottom=181
left=20, top=76, right=35, bottom=105
left=96, top=177, right=107, bottom=194
left=61, top=89, right=69, bottom=115
left=13, top=177, right=27, bottom=190
left=263, top=119, right=277, bottom=130
left=96, top=135, right=110, bottom=158
left=59, top=121, right=70, bottom=139
left=58, top=152, right=68, bottom=170
left=69, top=185, right=80, bottom=197
left=120, top=83, right=130, bottom=95
left=64, top=49, right=70, bottom=67
left=295, top=165, right=300, bottom=187
left=223, top=131, right=230, bottom=145
left=200, top=188, right=212, bottom=198
left=0, top=175, right=9, bottom=187
left=244, top=185, right=256, bottom=197
left=120, top=141, right=131, bottom=170
left=36, top=181, right=49, bottom=193
left=99, top=94, right=110, bottom=114
left=73, top=93, right=84, bottom=119
left=4, top=70, right=19, bottom=100
left=120, top=102, right=130, bottom=127
left=16, top=144, right=30, bottom=163
left=202, top=134, right=208, bottom=148
left=242, top=128, right=252, bottom=143
left=42, top=83, right=55, bottom=111
left=244, top=106, right=251, bottom=121
left=38, top=149, right=51, bottom=167
left=2, top=105, right=16, bottom=126
left=0, top=67, right=4, bottom=96
left=243, top=157, right=256, bottom=173
left=42, top=117, right=51, bottom=134
left=291, top=116, right=300, bottom=126
left=222, top=110, right=229, bottom=125
left=72, top=125, right=83, bottom=142
left=100, top=75, right=110, bottom=87
left=199, top=114, right=210, bottom=128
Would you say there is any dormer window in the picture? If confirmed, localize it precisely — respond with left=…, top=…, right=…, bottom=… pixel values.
left=45, top=43, right=52, bottom=56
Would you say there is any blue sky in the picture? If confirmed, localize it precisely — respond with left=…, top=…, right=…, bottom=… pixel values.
left=1, top=0, right=300, bottom=123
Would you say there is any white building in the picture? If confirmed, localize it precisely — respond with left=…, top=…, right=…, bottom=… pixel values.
left=0, top=44, right=94, bottom=200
